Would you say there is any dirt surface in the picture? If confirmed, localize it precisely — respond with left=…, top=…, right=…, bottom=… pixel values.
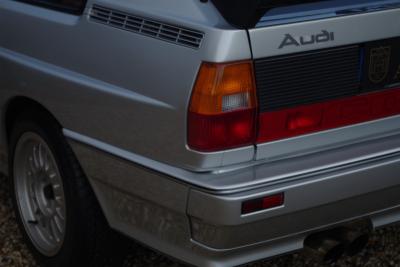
left=1, top=174, right=400, bottom=267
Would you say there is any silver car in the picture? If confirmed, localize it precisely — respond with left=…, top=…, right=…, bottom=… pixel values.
left=1, top=0, right=400, bottom=266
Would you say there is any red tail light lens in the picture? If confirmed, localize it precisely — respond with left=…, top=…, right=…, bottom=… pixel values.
left=287, top=109, right=323, bottom=131
left=188, top=62, right=257, bottom=152
left=257, top=87, right=400, bottom=143
left=188, top=110, right=255, bottom=151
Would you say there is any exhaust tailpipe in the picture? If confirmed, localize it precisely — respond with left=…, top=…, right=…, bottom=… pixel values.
left=333, top=227, right=370, bottom=256
left=304, top=223, right=371, bottom=263
left=304, top=235, right=346, bottom=263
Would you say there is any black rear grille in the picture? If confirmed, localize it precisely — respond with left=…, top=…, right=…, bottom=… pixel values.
left=255, top=46, right=361, bottom=112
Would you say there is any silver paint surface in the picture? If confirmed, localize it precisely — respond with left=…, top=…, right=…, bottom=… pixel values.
left=1, top=1, right=400, bottom=266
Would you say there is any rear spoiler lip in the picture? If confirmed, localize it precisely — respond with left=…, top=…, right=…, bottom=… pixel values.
left=210, top=0, right=400, bottom=29
left=256, top=0, right=400, bottom=28
left=209, top=0, right=329, bottom=28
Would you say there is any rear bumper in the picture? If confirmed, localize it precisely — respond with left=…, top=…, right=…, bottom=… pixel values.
left=65, top=130, right=400, bottom=267
left=188, top=151, right=400, bottom=250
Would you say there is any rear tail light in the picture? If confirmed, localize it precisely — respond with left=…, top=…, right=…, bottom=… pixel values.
left=188, top=61, right=257, bottom=152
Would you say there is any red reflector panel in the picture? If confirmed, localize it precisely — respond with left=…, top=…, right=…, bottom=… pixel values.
left=258, top=88, right=400, bottom=143
left=188, top=109, right=256, bottom=152
left=242, top=193, right=284, bottom=215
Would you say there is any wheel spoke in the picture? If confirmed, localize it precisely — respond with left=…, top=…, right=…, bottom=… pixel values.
left=29, top=156, right=37, bottom=173
left=39, top=214, right=46, bottom=228
left=30, top=195, right=39, bottom=214
left=48, top=171, right=57, bottom=180
left=53, top=215, right=64, bottom=241
left=38, top=143, right=43, bottom=169
left=52, top=184, right=63, bottom=198
left=44, top=151, right=50, bottom=172
left=32, top=145, right=39, bottom=170
left=56, top=207, right=65, bottom=221
left=47, top=219, right=55, bottom=241
left=49, top=218, right=60, bottom=242
left=38, top=143, right=46, bottom=170
left=28, top=176, right=35, bottom=199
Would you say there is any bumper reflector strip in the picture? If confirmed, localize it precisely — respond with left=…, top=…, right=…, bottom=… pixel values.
left=242, top=193, right=284, bottom=215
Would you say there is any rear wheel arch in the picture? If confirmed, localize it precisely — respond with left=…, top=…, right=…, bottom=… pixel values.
left=1, top=97, right=61, bottom=175
left=5, top=97, right=62, bottom=142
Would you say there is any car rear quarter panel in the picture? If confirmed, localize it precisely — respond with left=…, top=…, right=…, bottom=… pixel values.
left=0, top=0, right=253, bottom=172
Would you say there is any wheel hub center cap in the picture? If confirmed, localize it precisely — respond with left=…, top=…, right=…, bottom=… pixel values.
left=43, top=184, right=55, bottom=200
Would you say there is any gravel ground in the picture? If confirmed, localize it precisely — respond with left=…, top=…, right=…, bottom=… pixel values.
left=1, top=173, right=400, bottom=267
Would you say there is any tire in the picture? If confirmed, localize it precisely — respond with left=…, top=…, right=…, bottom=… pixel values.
left=8, top=109, right=128, bottom=267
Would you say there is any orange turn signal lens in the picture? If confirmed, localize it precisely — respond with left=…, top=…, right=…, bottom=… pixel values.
left=189, top=61, right=257, bottom=115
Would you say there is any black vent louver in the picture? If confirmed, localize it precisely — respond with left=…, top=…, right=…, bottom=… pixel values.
left=89, top=5, right=204, bottom=49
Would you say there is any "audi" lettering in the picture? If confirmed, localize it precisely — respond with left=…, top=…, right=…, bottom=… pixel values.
left=279, top=30, right=335, bottom=49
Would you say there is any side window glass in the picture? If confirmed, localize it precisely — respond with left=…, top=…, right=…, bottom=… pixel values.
left=16, top=0, right=87, bottom=14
